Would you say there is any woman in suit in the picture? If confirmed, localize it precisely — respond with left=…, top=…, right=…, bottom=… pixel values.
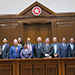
left=20, top=43, right=32, bottom=59
left=10, top=39, right=21, bottom=59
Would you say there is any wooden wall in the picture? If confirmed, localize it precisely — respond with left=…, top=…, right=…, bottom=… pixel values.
left=0, top=1, right=75, bottom=45
left=0, top=15, right=75, bottom=46
left=0, top=58, right=75, bottom=75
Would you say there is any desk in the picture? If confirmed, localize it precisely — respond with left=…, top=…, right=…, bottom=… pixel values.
left=0, top=58, right=75, bottom=75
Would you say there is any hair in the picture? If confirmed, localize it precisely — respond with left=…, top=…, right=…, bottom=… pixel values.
left=70, top=37, right=74, bottom=40
left=45, top=37, right=50, bottom=40
left=53, top=37, right=57, bottom=40
left=37, top=37, right=42, bottom=41
left=13, top=39, right=18, bottom=43
left=18, top=37, right=23, bottom=44
left=3, top=37, right=8, bottom=41
left=22, top=43, right=27, bottom=47
left=27, top=37, right=30, bottom=40
left=62, top=37, right=66, bottom=40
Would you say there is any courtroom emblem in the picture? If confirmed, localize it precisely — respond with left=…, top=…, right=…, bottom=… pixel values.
left=32, top=6, right=42, bottom=16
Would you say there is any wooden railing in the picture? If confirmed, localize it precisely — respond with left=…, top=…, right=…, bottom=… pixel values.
left=0, top=58, right=75, bottom=75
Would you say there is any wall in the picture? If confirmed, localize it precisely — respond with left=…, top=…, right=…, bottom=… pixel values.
left=0, top=0, right=75, bottom=14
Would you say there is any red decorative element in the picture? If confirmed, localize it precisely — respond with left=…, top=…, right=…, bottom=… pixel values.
left=32, top=6, right=42, bottom=16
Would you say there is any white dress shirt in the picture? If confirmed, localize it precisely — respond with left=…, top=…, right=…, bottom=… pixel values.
left=54, top=44, right=57, bottom=54
left=27, top=44, right=32, bottom=51
left=70, top=43, right=74, bottom=50
left=2, top=43, right=7, bottom=51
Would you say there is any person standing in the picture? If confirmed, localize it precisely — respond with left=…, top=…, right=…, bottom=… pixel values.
left=1, top=37, right=10, bottom=59
left=50, top=37, right=59, bottom=58
left=27, top=37, right=34, bottom=58
left=69, top=37, right=75, bottom=57
left=58, top=37, right=70, bottom=58
left=41, top=37, right=53, bottom=58
left=10, top=39, right=21, bottom=59
left=33, top=37, right=44, bottom=58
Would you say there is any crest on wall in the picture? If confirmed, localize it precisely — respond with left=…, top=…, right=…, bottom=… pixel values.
left=19, top=1, right=55, bottom=16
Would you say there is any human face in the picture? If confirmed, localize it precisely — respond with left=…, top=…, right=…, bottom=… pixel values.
left=27, top=40, right=31, bottom=44
left=37, top=39, right=42, bottom=43
left=18, top=38, right=21, bottom=44
left=70, top=38, right=74, bottom=44
left=45, top=38, right=50, bottom=44
left=37, top=37, right=42, bottom=43
left=62, top=38, right=66, bottom=43
left=3, top=39, right=7, bottom=44
left=23, top=44, right=27, bottom=49
left=14, top=41, right=18, bottom=46
left=53, top=38, right=57, bottom=43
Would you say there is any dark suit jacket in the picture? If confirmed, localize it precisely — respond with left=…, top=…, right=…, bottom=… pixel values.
left=58, top=43, right=70, bottom=58
left=69, top=43, right=75, bottom=57
left=33, top=42, right=44, bottom=58
left=10, top=46, right=21, bottom=59
left=41, top=43, right=53, bottom=57
left=1, top=44, right=10, bottom=59
left=0, top=46, right=2, bottom=59
left=50, top=43, right=59, bottom=58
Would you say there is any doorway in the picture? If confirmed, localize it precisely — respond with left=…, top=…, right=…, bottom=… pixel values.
left=23, top=23, right=52, bottom=44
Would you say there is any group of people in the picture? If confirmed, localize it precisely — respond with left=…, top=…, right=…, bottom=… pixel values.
left=0, top=36, right=75, bottom=59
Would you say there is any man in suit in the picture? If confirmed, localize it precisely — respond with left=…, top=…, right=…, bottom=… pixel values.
left=0, top=46, right=2, bottom=59
left=1, top=37, right=10, bottom=59
left=33, top=37, right=44, bottom=58
left=50, top=37, right=59, bottom=58
left=27, top=37, right=34, bottom=58
left=58, top=37, right=70, bottom=58
left=69, top=37, right=75, bottom=57
left=10, top=39, right=21, bottom=59
left=41, top=37, right=53, bottom=58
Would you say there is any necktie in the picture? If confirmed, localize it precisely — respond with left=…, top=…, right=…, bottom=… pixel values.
left=29, top=44, right=31, bottom=50
left=63, top=44, right=66, bottom=50
left=15, top=47, right=17, bottom=52
left=39, top=44, right=41, bottom=49
left=46, top=46, right=49, bottom=51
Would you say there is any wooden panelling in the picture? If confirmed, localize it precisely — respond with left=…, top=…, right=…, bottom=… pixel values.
left=23, top=23, right=51, bottom=44
left=38, top=24, right=51, bottom=43
left=46, top=64, right=58, bottom=75
left=20, top=65, right=32, bottom=75
left=1, top=65, right=11, bottom=75
left=66, top=64, right=75, bottom=75
left=19, top=1, right=55, bottom=16
left=0, top=58, right=75, bottom=75
left=0, top=61, right=13, bottom=75
left=33, top=64, right=44, bottom=75
left=0, top=1, right=75, bottom=45
left=0, top=26, right=2, bottom=45
left=0, top=24, right=18, bottom=46
left=23, top=24, right=37, bottom=44
left=62, top=59, right=75, bottom=75
left=57, top=22, right=75, bottom=43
